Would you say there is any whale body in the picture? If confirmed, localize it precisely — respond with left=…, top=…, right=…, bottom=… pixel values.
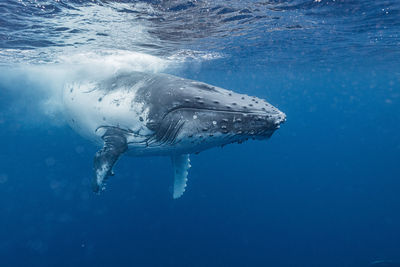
left=63, top=71, right=286, bottom=198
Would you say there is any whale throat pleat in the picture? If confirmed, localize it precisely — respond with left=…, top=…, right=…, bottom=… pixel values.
left=171, top=154, right=191, bottom=199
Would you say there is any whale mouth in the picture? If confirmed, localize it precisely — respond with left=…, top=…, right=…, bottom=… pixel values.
left=175, top=106, right=285, bottom=124
left=164, top=106, right=283, bottom=120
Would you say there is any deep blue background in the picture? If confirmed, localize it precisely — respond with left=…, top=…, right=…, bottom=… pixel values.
left=1, top=65, right=399, bottom=267
left=1, top=0, right=400, bottom=266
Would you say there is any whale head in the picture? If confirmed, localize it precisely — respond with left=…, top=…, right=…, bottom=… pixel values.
left=135, top=73, right=286, bottom=154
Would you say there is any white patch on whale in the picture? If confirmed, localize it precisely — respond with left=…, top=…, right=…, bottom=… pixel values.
left=63, top=79, right=153, bottom=144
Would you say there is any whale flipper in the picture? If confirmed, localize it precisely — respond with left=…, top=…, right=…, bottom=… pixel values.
left=93, top=128, right=128, bottom=193
left=171, top=154, right=191, bottom=199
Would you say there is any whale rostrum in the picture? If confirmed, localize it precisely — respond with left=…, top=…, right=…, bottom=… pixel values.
left=63, top=71, right=286, bottom=198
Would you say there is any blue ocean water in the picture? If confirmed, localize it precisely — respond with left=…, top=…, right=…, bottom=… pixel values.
left=0, top=1, right=400, bottom=266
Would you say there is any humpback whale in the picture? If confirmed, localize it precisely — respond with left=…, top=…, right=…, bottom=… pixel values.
left=63, top=71, right=286, bottom=198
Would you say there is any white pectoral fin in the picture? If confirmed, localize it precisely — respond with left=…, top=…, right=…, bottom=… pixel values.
left=92, top=127, right=128, bottom=193
left=171, top=154, right=191, bottom=199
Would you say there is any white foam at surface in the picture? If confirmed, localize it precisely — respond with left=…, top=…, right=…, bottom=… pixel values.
left=0, top=50, right=174, bottom=128
left=59, top=50, right=171, bottom=75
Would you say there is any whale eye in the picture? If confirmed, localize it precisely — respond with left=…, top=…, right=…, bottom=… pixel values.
left=193, top=83, right=217, bottom=92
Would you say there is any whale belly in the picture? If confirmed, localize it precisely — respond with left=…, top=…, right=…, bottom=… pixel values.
left=63, top=80, right=152, bottom=145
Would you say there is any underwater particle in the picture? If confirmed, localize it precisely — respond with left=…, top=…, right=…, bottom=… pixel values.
left=45, top=157, right=56, bottom=167
left=27, top=239, right=48, bottom=254
left=75, top=146, right=85, bottom=154
left=0, top=174, right=8, bottom=184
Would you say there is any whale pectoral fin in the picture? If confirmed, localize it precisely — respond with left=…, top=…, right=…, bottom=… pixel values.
left=171, top=154, right=191, bottom=199
left=93, top=129, right=128, bottom=193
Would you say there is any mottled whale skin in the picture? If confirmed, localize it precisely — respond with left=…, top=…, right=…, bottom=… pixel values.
left=63, top=71, right=286, bottom=198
